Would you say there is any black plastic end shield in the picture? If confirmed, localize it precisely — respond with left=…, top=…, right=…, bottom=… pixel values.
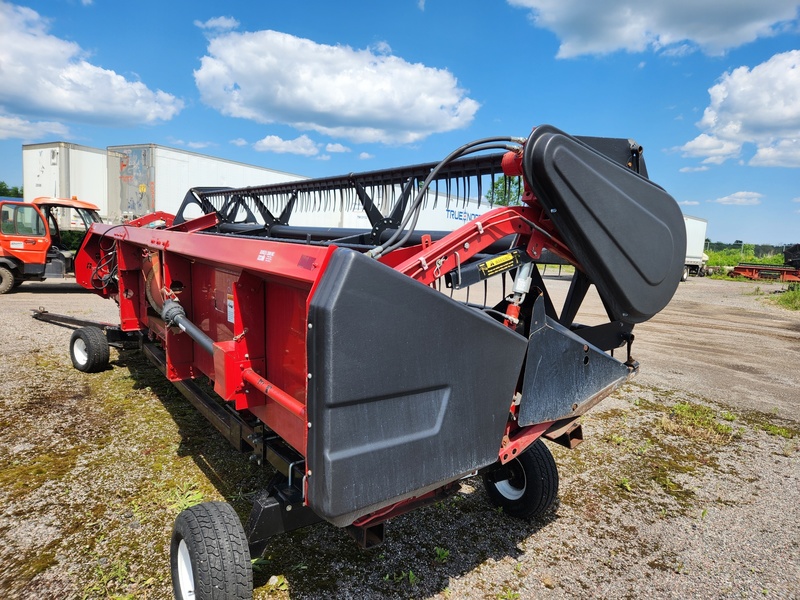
left=524, top=125, right=686, bottom=323
left=306, top=249, right=527, bottom=527
left=519, top=298, right=630, bottom=426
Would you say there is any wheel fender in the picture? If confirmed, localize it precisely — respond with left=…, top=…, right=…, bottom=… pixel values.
left=0, top=257, right=21, bottom=273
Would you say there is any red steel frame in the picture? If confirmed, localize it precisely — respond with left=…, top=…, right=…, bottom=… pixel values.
left=731, top=264, right=800, bottom=282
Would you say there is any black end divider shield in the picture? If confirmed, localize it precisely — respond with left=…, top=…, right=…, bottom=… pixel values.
left=524, top=125, right=686, bottom=324
left=307, top=249, right=528, bottom=527
left=518, top=297, right=631, bottom=426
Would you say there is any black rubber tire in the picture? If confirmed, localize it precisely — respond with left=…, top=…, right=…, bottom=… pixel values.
left=170, top=502, right=253, bottom=600
left=483, top=439, right=559, bottom=519
left=681, top=267, right=689, bottom=282
left=0, top=266, right=14, bottom=294
left=69, top=326, right=110, bottom=373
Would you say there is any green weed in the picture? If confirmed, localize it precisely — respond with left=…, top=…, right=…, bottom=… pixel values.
left=775, top=288, right=800, bottom=311
left=266, top=574, right=289, bottom=591
left=166, top=482, right=204, bottom=512
left=617, top=477, right=633, bottom=492
left=661, top=402, right=734, bottom=443
left=434, top=546, right=451, bottom=563
left=758, top=424, right=795, bottom=439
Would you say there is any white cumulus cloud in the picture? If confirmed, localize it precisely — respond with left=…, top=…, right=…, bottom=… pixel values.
left=0, top=114, right=68, bottom=140
left=325, top=143, right=350, bottom=153
left=681, top=51, right=800, bottom=167
left=680, top=133, right=742, bottom=165
left=0, top=2, right=183, bottom=138
left=194, top=29, right=479, bottom=144
left=507, top=0, right=799, bottom=58
left=253, top=134, right=319, bottom=156
left=710, top=191, right=764, bottom=206
left=194, top=16, right=240, bottom=32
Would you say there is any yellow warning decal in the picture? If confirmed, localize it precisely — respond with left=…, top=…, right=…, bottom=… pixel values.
left=478, top=251, right=520, bottom=278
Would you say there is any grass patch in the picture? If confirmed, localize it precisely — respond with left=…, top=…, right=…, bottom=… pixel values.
left=167, top=482, right=205, bottom=512
left=774, top=287, right=800, bottom=310
left=558, top=388, right=759, bottom=517
left=0, top=348, right=277, bottom=599
left=757, top=424, right=796, bottom=439
left=660, top=402, right=736, bottom=443
left=737, top=409, right=800, bottom=440
left=0, top=447, right=87, bottom=501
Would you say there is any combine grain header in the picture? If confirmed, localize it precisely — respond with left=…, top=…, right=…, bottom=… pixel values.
left=63, top=125, right=685, bottom=599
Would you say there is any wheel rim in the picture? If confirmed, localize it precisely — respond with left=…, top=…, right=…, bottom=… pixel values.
left=72, top=338, right=88, bottom=366
left=494, top=460, right=527, bottom=501
left=176, top=539, right=196, bottom=599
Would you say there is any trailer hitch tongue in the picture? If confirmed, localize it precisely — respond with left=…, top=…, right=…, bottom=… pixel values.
left=161, top=299, right=215, bottom=356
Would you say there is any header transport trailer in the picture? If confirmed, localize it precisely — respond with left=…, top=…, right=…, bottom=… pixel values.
left=61, top=125, right=685, bottom=599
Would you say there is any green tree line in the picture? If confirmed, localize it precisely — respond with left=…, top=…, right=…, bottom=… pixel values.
left=0, top=181, right=23, bottom=198
left=705, top=248, right=785, bottom=267
left=705, top=240, right=794, bottom=258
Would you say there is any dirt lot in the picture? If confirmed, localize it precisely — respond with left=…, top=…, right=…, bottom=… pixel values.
left=0, top=275, right=798, bottom=599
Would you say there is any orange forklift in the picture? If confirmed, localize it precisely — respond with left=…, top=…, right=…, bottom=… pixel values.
left=0, top=196, right=102, bottom=293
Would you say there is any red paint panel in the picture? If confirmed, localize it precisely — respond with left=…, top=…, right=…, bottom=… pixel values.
left=83, top=223, right=329, bottom=287
left=249, top=401, right=306, bottom=457
left=164, top=253, right=197, bottom=380
left=233, top=271, right=268, bottom=364
left=115, top=242, right=147, bottom=331
left=188, top=264, right=238, bottom=380
left=266, top=281, right=311, bottom=407
left=73, top=224, right=338, bottom=460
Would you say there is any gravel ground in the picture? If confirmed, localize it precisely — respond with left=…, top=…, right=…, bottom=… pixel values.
left=0, top=275, right=798, bottom=599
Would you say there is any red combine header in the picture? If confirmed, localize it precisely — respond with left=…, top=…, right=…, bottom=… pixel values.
left=59, top=125, right=685, bottom=599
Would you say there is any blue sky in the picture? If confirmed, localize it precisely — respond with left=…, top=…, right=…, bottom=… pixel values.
left=0, top=1, right=798, bottom=245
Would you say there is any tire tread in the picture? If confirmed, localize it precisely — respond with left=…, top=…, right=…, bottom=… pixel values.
left=483, top=438, right=559, bottom=519
left=0, top=266, right=14, bottom=295
left=171, top=502, right=252, bottom=600
left=69, top=327, right=109, bottom=373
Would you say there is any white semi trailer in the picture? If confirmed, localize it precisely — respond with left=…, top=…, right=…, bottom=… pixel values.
left=23, top=142, right=491, bottom=231
left=22, top=142, right=116, bottom=218
left=682, top=214, right=708, bottom=281
left=107, top=144, right=306, bottom=223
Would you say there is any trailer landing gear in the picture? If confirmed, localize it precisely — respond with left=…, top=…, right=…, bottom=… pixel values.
left=170, top=502, right=253, bottom=600
left=482, top=439, right=559, bottom=519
